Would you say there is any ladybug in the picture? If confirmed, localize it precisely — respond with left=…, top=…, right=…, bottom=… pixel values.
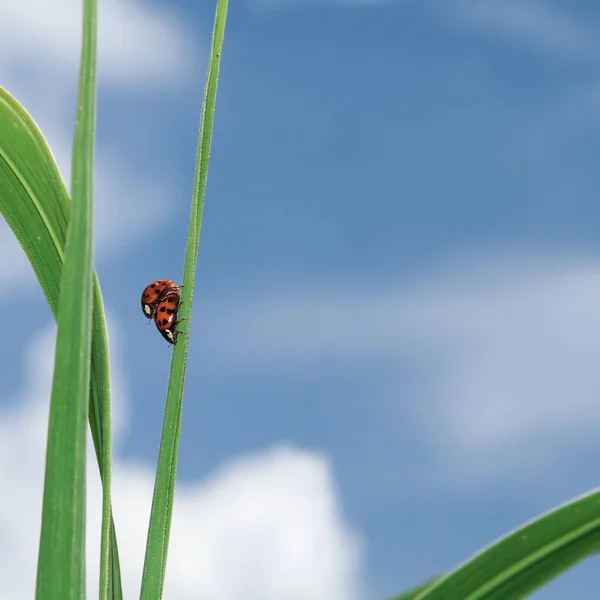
left=154, top=291, right=186, bottom=344
left=141, top=280, right=182, bottom=320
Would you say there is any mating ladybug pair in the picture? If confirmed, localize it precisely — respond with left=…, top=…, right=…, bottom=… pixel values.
left=141, top=279, right=185, bottom=344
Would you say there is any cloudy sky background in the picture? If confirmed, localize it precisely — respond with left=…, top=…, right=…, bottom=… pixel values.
left=2, top=0, right=600, bottom=598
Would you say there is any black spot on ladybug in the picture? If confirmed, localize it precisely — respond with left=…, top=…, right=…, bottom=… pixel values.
left=160, top=306, right=166, bottom=312
left=166, top=308, right=173, bottom=315
left=161, top=319, right=168, bottom=326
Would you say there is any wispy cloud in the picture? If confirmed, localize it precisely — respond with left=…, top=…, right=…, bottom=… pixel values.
left=443, top=1, right=599, bottom=62
left=259, top=0, right=598, bottom=63
left=197, top=252, right=600, bottom=479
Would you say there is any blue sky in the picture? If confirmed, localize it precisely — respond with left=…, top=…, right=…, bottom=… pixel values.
left=2, top=0, right=600, bottom=598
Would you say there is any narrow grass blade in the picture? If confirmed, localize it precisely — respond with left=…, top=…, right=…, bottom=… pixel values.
left=414, top=489, right=600, bottom=600
left=0, top=85, right=122, bottom=598
left=34, top=0, right=98, bottom=595
left=90, top=280, right=122, bottom=600
left=139, top=0, right=229, bottom=597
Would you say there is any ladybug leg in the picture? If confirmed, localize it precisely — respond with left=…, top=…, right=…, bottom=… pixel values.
left=171, top=319, right=188, bottom=344
left=171, top=330, right=186, bottom=345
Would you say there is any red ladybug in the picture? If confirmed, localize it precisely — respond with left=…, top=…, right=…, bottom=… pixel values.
left=154, top=291, right=185, bottom=344
left=141, top=280, right=182, bottom=320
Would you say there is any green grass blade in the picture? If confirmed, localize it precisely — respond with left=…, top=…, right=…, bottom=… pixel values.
left=139, top=0, right=229, bottom=597
left=35, top=0, right=98, bottom=596
left=387, top=578, right=439, bottom=600
left=90, top=279, right=121, bottom=600
left=0, top=85, right=122, bottom=599
left=414, top=489, right=600, bottom=600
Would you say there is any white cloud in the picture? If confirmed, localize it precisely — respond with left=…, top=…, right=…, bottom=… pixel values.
left=163, top=448, right=361, bottom=600
left=197, top=253, right=600, bottom=478
left=0, top=325, right=362, bottom=600
left=443, top=1, right=599, bottom=61
left=0, top=0, right=194, bottom=86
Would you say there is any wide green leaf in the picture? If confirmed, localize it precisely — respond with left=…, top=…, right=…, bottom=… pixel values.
left=414, top=489, right=600, bottom=600
left=139, top=0, right=229, bottom=597
left=0, top=32, right=120, bottom=600
left=35, top=0, right=98, bottom=595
